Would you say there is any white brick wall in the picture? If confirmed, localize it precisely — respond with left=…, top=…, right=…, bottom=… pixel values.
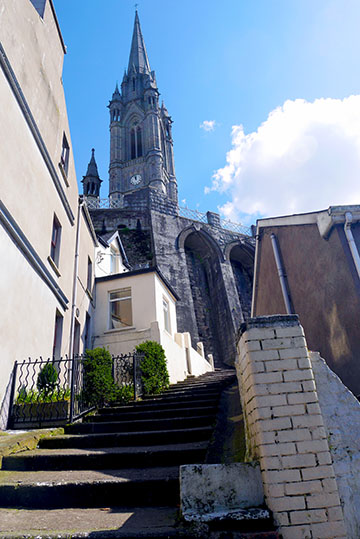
left=236, top=316, right=346, bottom=539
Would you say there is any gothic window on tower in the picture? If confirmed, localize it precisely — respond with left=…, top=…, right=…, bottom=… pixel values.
left=130, top=126, right=143, bottom=159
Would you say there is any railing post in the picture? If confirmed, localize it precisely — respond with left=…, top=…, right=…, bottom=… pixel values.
left=69, top=356, right=76, bottom=423
left=7, top=361, right=18, bottom=430
left=133, top=353, right=137, bottom=401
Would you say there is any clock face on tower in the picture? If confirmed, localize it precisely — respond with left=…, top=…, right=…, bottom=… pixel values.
left=130, top=174, right=142, bottom=186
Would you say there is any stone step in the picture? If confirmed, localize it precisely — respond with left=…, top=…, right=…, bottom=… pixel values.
left=101, top=396, right=219, bottom=413
left=84, top=405, right=217, bottom=422
left=146, top=389, right=222, bottom=400
left=140, top=390, right=221, bottom=402
left=0, top=506, right=280, bottom=538
left=0, top=467, right=180, bottom=509
left=169, top=375, right=235, bottom=386
left=39, top=425, right=213, bottom=449
left=0, top=506, right=182, bottom=538
left=2, top=441, right=208, bottom=471
left=65, top=414, right=214, bottom=435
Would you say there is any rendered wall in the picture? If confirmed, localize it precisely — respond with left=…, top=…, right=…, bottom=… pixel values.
left=0, top=0, right=95, bottom=427
left=253, top=222, right=360, bottom=395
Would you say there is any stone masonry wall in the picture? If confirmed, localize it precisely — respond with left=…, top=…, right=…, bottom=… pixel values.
left=236, top=315, right=346, bottom=539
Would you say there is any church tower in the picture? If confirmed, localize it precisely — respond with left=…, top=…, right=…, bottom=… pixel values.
left=108, top=11, right=177, bottom=206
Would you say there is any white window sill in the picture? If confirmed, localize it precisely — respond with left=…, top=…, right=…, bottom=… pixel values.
left=47, top=256, right=61, bottom=277
left=105, top=326, right=136, bottom=334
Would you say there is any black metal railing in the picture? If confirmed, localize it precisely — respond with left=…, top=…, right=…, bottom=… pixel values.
left=7, top=352, right=143, bottom=429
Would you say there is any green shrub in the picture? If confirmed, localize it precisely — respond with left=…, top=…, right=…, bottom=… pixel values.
left=37, top=363, right=58, bottom=394
left=82, top=348, right=117, bottom=407
left=111, top=383, right=134, bottom=405
left=15, top=387, right=70, bottom=404
left=136, top=341, right=169, bottom=395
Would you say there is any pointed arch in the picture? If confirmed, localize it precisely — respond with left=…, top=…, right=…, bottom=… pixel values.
left=225, top=239, right=255, bottom=321
left=176, top=225, right=225, bottom=262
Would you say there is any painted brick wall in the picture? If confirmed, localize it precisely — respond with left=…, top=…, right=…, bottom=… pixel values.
left=236, top=315, right=346, bottom=539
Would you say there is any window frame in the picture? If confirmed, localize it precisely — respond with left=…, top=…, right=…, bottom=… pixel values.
left=108, top=287, right=133, bottom=330
left=60, top=133, right=70, bottom=176
left=52, top=310, right=63, bottom=359
left=163, top=296, right=171, bottom=334
left=87, top=256, right=92, bottom=293
left=50, top=214, right=62, bottom=268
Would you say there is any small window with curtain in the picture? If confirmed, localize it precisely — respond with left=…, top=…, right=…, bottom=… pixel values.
left=109, top=288, right=132, bottom=329
left=163, top=297, right=171, bottom=334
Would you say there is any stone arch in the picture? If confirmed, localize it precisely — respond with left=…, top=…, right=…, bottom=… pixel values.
left=177, top=225, right=225, bottom=262
left=181, top=228, right=231, bottom=366
left=226, top=240, right=255, bottom=321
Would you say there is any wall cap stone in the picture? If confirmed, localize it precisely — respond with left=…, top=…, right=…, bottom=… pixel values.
left=238, top=315, right=300, bottom=340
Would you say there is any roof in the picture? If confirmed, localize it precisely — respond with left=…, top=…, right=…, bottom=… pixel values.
left=257, top=205, right=360, bottom=238
left=95, top=266, right=180, bottom=301
left=127, top=11, right=151, bottom=75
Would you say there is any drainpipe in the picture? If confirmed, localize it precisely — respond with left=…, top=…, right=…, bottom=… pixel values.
left=251, top=231, right=260, bottom=317
left=344, top=212, right=360, bottom=281
left=270, top=233, right=293, bottom=315
left=68, top=196, right=84, bottom=358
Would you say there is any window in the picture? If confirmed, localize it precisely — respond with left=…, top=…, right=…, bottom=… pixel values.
left=84, top=313, right=91, bottom=352
left=60, top=133, right=70, bottom=176
left=110, top=247, right=118, bottom=274
left=73, top=319, right=81, bottom=357
left=52, top=310, right=63, bottom=359
left=130, top=126, right=143, bottom=159
left=109, top=288, right=132, bottom=329
left=163, top=297, right=171, bottom=333
left=87, top=257, right=92, bottom=292
left=50, top=215, right=62, bottom=267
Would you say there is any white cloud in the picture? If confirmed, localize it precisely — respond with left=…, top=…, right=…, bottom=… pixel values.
left=200, top=120, right=216, bottom=132
left=208, top=96, right=360, bottom=223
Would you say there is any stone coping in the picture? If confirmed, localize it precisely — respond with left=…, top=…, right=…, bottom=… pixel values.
left=0, top=428, right=63, bottom=468
left=237, top=315, right=300, bottom=340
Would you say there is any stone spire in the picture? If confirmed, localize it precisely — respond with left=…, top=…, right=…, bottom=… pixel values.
left=82, top=148, right=102, bottom=198
left=127, top=10, right=151, bottom=75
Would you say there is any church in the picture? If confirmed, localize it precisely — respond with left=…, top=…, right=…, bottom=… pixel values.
left=83, top=11, right=255, bottom=367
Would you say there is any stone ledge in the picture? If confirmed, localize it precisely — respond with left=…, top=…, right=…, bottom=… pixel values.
left=0, top=427, right=63, bottom=468
left=183, top=507, right=270, bottom=523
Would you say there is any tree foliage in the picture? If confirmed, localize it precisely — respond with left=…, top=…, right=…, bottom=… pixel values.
left=136, top=341, right=169, bottom=395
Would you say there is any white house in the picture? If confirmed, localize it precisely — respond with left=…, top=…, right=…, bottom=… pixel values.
left=93, top=268, right=214, bottom=384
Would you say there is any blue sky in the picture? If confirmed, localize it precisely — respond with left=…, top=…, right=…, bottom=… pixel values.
left=54, top=0, right=360, bottom=225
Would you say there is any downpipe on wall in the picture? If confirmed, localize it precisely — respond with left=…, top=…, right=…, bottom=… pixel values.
left=344, top=211, right=360, bottom=281
left=68, top=196, right=84, bottom=359
left=270, top=233, right=293, bottom=315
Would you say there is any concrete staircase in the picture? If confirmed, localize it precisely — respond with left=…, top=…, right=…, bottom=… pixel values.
left=0, top=369, right=279, bottom=538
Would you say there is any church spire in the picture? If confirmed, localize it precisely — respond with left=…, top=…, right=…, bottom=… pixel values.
left=127, top=10, right=151, bottom=75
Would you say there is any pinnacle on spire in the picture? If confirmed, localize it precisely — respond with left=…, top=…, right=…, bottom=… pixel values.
left=127, top=10, right=151, bottom=75
left=112, top=82, right=121, bottom=100
left=86, top=148, right=100, bottom=179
